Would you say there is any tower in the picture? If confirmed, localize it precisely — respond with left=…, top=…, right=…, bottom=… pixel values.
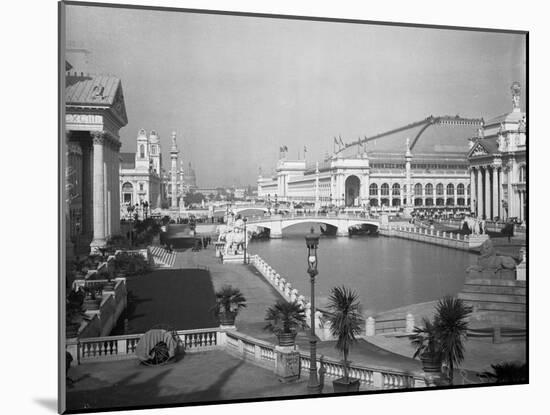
left=170, top=132, right=179, bottom=208
left=135, top=129, right=149, bottom=170
left=149, top=130, right=161, bottom=175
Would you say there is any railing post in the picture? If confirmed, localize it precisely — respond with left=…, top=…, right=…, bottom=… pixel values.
left=216, top=330, right=227, bottom=347
left=117, top=339, right=127, bottom=357
left=406, top=313, right=415, bottom=333
left=373, top=371, right=384, bottom=388
left=366, top=316, right=376, bottom=336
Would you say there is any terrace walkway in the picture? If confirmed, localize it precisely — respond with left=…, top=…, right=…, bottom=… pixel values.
left=66, top=349, right=340, bottom=412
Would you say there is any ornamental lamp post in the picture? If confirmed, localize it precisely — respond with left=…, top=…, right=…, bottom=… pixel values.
left=305, top=227, right=321, bottom=394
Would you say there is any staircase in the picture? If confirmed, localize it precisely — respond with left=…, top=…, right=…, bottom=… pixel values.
left=149, top=246, right=176, bottom=268
left=458, top=278, right=526, bottom=328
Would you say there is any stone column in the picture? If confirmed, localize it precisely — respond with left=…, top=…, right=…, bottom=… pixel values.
left=90, top=131, right=106, bottom=250
left=469, top=169, right=475, bottom=213
left=485, top=166, right=491, bottom=220
left=507, top=160, right=515, bottom=218
left=499, top=167, right=505, bottom=220
left=454, top=182, right=458, bottom=206
left=492, top=167, right=499, bottom=220
left=477, top=167, right=484, bottom=218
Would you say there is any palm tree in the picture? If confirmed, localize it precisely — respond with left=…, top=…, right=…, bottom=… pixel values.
left=326, top=286, right=363, bottom=384
left=480, top=361, right=527, bottom=384
left=213, top=285, right=247, bottom=325
left=264, top=300, right=307, bottom=346
left=434, top=295, right=472, bottom=383
left=410, top=317, right=441, bottom=359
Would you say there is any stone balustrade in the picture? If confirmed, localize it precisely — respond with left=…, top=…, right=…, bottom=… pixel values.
left=382, top=225, right=471, bottom=250
left=69, top=327, right=222, bottom=364
left=364, top=313, right=415, bottom=336
left=299, top=350, right=425, bottom=389
left=251, top=255, right=310, bottom=306
left=68, top=327, right=427, bottom=390
left=71, top=278, right=128, bottom=338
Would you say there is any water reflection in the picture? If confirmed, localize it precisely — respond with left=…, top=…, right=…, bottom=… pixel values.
left=249, top=223, right=476, bottom=313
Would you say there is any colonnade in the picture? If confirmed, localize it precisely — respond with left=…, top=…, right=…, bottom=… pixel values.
left=469, top=161, right=524, bottom=221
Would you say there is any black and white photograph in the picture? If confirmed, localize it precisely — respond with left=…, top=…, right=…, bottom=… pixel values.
left=58, top=1, right=528, bottom=413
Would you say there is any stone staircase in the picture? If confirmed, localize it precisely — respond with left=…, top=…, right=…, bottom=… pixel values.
left=149, top=246, right=176, bottom=268
left=458, top=278, right=526, bottom=328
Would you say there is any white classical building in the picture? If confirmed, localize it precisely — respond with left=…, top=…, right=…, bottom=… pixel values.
left=65, top=71, right=128, bottom=253
left=119, top=129, right=163, bottom=210
left=467, top=82, right=527, bottom=222
left=258, top=115, right=481, bottom=213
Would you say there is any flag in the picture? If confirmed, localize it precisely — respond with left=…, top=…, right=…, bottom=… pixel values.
left=304, top=146, right=307, bottom=153
left=279, top=146, right=283, bottom=152
left=339, top=136, right=344, bottom=146
left=284, top=145, right=288, bottom=152
left=334, top=136, right=339, bottom=145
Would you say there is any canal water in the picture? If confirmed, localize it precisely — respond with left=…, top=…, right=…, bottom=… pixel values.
left=248, top=222, right=477, bottom=315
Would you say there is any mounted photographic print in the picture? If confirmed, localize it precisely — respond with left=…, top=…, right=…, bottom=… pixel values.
left=59, top=1, right=528, bottom=413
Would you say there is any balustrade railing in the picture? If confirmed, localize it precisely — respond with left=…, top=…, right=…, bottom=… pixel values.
left=73, top=328, right=222, bottom=363
left=69, top=327, right=426, bottom=389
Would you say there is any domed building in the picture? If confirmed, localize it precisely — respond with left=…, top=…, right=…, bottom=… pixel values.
left=258, top=115, right=481, bottom=216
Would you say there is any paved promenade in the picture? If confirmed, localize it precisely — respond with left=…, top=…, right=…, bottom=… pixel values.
left=66, top=350, right=333, bottom=411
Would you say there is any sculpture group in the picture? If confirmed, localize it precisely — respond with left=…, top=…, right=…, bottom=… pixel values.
left=217, top=214, right=253, bottom=256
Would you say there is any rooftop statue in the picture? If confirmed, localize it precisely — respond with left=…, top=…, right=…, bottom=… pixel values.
left=466, top=239, right=517, bottom=280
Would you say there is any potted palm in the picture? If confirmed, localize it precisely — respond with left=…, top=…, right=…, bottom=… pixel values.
left=213, top=285, right=247, bottom=326
left=410, top=296, right=472, bottom=383
left=410, top=317, right=442, bottom=373
left=326, top=286, right=364, bottom=392
left=479, top=361, right=527, bottom=384
left=264, top=300, right=307, bottom=347
left=434, top=295, right=472, bottom=383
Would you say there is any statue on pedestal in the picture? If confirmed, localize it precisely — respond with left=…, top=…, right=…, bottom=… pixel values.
left=466, top=239, right=517, bottom=280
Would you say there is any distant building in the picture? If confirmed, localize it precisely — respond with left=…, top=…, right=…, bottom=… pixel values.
left=258, top=115, right=481, bottom=213
left=467, top=82, right=526, bottom=222
left=119, top=129, right=163, bottom=211
left=65, top=68, right=128, bottom=254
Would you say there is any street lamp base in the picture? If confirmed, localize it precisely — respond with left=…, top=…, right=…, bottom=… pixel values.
left=307, top=382, right=322, bottom=394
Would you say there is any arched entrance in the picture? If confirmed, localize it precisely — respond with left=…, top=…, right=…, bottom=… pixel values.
left=345, top=175, right=361, bottom=207
left=122, top=182, right=134, bottom=204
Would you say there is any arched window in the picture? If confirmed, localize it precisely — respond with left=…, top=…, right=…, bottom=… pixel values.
left=446, top=183, right=455, bottom=195
left=151, top=145, right=157, bottom=155
left=436, top=183, right=444, bottom=196
left=139, top=144, right=145, bottom=158
left=414, top=183, right=423, bottom=196
left=457, top=183, right=465, bottom=195
left=425, top=183, right=433, bottom=196
left=381, top=183, right=390, bottom=196
left=369, top=183, right=378, bottom=196
left=392, top=183, right=400, bottom=196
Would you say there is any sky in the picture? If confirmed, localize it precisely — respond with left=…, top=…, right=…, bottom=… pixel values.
left=65, top=5, right=526, bottom=187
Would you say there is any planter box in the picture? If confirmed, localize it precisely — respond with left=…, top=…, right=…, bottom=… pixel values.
left=333, top=377, right=361, bottom=393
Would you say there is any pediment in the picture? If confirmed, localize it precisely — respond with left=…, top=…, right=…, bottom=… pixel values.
left=468, top=142, right=490, bottom=158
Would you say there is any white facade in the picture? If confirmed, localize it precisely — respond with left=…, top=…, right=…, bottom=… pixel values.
left=65, top=72, right=128, bottom=253
left=119, top=129, right=163, bottom=211
left=468, top=82, right=527, bottom=222
left=258, top=116, right=479, bottom=212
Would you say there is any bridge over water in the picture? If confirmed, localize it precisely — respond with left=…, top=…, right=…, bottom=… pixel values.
left=247, top=213, right=380, bottom=238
